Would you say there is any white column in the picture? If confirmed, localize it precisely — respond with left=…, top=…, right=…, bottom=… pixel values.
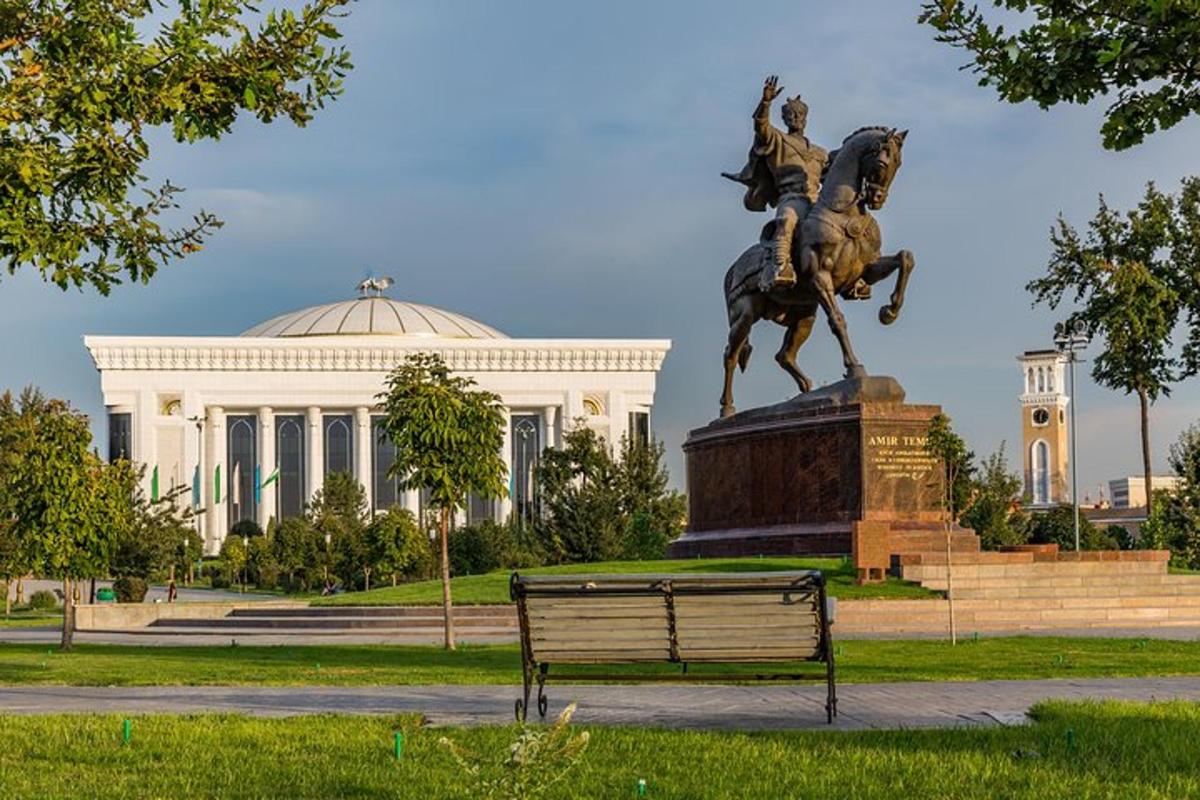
left=499, top=407, right=513, bottom=522
left=257, top=407, right=275, bottom=531
left=565, top=390, right=584, bottom=434
left=608, top=392, right=628, bottom=448
left=403, top=486, right=421, bottom=519
left=306, top=407, right=323, bottom=501
left=206, top=406, right=227, bottom=553
left=355, top=407, right=373, bottom=512
left=541, top=406, right=559, bottom=451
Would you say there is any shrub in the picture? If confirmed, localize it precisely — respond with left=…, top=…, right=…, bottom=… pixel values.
left=450, top=520, right=542, bottom=576
left=28, top=590, right=58, bottom=610
left=1029, top=505, right=1118, bottom=551
left=112, top=576, right=148, bottom=603
left=230, top=519, right=264, bottom=539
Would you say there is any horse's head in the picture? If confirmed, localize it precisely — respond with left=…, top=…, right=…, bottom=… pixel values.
left=859, top=128, right=906, bottom=210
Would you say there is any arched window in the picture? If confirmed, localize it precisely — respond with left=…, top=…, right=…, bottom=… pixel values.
left=1026, top=368, right=1034, bottom=394
left=372, top=416, right=399, bottom=512
left=276, top=415, right=305, bottom=520
left=512, top=415, right=540, bottom=523
left=1032, top=439, right=1050, bottom=505
left=324, top=414, right=353, bottom=477
left=1037, top=367, right=1045, bottom=393
left=1047, top=368, right=1055, bottom=392
left=227, top=416, right=257, bottom=527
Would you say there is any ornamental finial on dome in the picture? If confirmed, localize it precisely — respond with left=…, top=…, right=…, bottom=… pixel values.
left=356, top=276, right=394, bottom=298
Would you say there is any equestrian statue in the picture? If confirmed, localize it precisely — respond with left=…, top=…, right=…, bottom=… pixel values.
left=719, top=75, right=914, bottom=418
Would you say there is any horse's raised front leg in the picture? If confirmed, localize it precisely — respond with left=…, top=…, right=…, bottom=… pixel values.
left=860, top=249, right=915, bottom=326
left=775, top=307, right=817, bottom=393
left=720, top=300, right=755, bottom=418
left=806, top=248, right=866, bottom=379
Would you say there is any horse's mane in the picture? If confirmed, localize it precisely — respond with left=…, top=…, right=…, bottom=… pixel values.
left=841, top=125, right=890, bottom=144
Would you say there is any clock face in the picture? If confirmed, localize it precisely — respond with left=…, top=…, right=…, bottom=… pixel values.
left=1032, top=408, right=1050, bottom=426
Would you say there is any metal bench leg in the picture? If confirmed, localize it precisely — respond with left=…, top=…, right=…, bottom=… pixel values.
left=826, top=655, right=838, bottom=723
left=536, top=663, right=549, bottom=719
left=516, top=659, right=532, bottom=723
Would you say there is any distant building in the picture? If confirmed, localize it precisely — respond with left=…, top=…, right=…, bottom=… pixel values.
left=85, top=285, right=670, bottom=554
left=1108, top=476, right=1183, bottom=509
left=1017, top=350, right=1070, bottom=506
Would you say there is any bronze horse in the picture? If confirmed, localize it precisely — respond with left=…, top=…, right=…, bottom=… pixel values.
left=720, top=126, right=913, bottom=417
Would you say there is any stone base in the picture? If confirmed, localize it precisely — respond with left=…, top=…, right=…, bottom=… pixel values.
left=668, top=376, right=970, bottom=566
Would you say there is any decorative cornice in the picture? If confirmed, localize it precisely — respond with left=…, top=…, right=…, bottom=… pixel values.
left=83, top=336, right=671, bottom=374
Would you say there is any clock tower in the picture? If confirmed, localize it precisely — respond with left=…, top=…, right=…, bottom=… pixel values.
left=1018, top=350, right=1070, bottom=506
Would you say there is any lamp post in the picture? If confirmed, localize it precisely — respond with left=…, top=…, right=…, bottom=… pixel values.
left=242, top=535, right=249, bottom=593
left=187, top=414, right=204, bottom=561
left=1054, top=320, right=1091, bottom=551
left=324, top=532, right=332, bottom=592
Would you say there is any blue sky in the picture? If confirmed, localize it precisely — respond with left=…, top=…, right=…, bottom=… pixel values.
left=5, top=0, right=1200, bottom=498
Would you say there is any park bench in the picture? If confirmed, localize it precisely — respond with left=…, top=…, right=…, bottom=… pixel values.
left=509, top=570, right=837, bottom=723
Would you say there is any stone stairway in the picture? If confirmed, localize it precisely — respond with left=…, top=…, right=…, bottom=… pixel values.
left=836, top=548, right=1196, bottom=636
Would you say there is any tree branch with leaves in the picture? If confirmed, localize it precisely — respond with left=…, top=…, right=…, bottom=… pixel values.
left=0, top=0, right=352, bottom=293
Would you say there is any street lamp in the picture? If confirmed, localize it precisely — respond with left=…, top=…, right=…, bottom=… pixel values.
left=187, top=414, right=204, bottom=563
left=242, top=535, right=249, bottom=594
left=1054, top=319, right=1091, bottom=551
left=324, top=532, right=332, bottom=591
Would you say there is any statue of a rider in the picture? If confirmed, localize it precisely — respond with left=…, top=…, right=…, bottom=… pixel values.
left=723, top=76, right=870, bottom=298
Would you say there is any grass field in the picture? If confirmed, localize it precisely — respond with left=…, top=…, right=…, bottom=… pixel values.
left=0, top=611, right=61, bottom=628
left=0, top=701, right=1197, bottom=798
left=3, top=637, right=1200, bottom=687
left=313, top=557, right=935, bottom=606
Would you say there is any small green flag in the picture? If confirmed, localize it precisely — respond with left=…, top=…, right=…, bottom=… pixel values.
left=214, top=464, right=222, bottom=504
left=151, top=465, right=159, bottom=502
left=261, top=466, right=280, bottom=488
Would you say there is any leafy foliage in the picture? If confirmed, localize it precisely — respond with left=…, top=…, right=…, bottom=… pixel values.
left=448, top=519, right=542, bottom=576
left=920, top=0, right=1200, bottom=149
left=1027, top=179, right=1200, bottom=515
left=1028, top=504, right=1116, bottom=551
left=112, top=477, right=195, bottom=583
left=112, top=576, right=148, bottom=603
left=376, top=353, right=508, bottom=648
left=536, top=426, right=685, bottom=563
left=960, top=444, right=1030, bottom=549
left=925, top=413, right=974, bottom=523
left=0, top=0, right=352, bottom=292
left=1141, top=425, right=1200, bottom=568
left=364, top=508, right=431, bottom=587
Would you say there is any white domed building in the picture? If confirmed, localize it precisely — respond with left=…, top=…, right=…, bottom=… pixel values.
left=85, top=285, right=670, bottom=553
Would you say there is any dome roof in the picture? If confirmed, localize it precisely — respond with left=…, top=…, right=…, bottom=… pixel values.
left=241, top=297, right=507, bottom=339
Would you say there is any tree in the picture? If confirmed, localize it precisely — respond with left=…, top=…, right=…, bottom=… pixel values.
left=961, top=444, right=1029, bottom=550
left=308, top=471, right=369, bottom=588
left=377, top=353, right=507, bottom=650
left=112, top=477, right=194, bottom=584
left=920, top=1, right=1200, bottom=150
left=1027, top=180, right=1200, bottom=516
left=1028, top=504, right=1116, bottom=551
left=925, top=412, right=973, bottom=645
left=536, top=426, right=686, bottom=563
left=5, top=394, right=134, bottom=649
left=365, top=508, right=428, bottom=588
left=0, top=0, right=352, bottom=292
left=273, top=517, right=321, bottom=591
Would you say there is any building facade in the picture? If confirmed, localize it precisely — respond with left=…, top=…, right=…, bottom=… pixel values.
left=86, top=292, right=670, bottom=554
left=1018, top=349, right=1070, bottom=506
left=1108, top=476, right=1183, bottom=509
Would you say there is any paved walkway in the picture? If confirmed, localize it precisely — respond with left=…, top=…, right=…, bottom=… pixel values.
left=2, top=677, right=1198, bottom=730
left=6, top=626, right=1200, bottom=647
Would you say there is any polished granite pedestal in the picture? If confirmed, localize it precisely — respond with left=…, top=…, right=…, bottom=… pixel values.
left=667, top=376, right=950, bottom=563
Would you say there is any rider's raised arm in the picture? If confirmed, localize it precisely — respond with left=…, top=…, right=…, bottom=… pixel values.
left=753, top=95, right=781, bottom=146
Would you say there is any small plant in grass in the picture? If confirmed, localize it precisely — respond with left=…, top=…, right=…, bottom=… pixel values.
left=27, top=590, right=58, bottom=611
left=439, top=702, right=590, bottom=800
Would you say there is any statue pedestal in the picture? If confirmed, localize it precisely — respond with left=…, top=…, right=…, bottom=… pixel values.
left=668, top=377, right=960, bottom=572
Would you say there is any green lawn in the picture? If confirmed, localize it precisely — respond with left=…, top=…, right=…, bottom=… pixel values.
left=3, top=637, right=1200, bottom=687
left=0, top=701, right=1197, bottom=798
left=314, top=557, right=935, bottom=606
left=0, top=611, right=61, bottom=628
